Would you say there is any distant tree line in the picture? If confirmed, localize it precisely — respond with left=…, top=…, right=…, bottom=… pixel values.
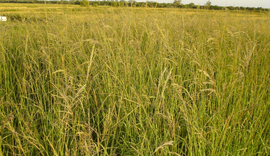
left=0, top=0, right=268, bottom=12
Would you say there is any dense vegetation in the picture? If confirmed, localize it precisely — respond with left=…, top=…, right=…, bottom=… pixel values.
left=0, top=0, right=269, bottom=11
left=0, top=4, right=270, bottom=156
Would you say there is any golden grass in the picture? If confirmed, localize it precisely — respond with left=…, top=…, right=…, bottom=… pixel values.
left=0, top=3, right=269, bottom=155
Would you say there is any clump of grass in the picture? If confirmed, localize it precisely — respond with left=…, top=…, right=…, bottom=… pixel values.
left=3, top=13, right=47, bottom=22
left=80, top=0, right=89, bottom=7
left=0, top=5, right=269, bottom=155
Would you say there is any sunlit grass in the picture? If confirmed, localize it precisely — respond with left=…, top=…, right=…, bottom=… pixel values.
left=0, top=4, right=269, bottom=155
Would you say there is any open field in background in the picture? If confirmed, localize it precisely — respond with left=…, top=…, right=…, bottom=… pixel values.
left=0, top=3, right=270, bottom=155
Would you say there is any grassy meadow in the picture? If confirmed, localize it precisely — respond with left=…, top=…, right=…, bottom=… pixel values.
left=0, top=3, right=270, bottom=155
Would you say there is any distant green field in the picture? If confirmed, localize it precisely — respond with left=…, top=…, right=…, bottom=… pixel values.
left=0, top=3, right=269, bottom=155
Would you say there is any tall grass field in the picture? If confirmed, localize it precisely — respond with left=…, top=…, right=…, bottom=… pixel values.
left=0, top=3, right=269, bottom=155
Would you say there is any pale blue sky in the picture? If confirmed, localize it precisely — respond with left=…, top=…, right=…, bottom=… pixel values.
left=136, top=0, right=270, bottom=8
